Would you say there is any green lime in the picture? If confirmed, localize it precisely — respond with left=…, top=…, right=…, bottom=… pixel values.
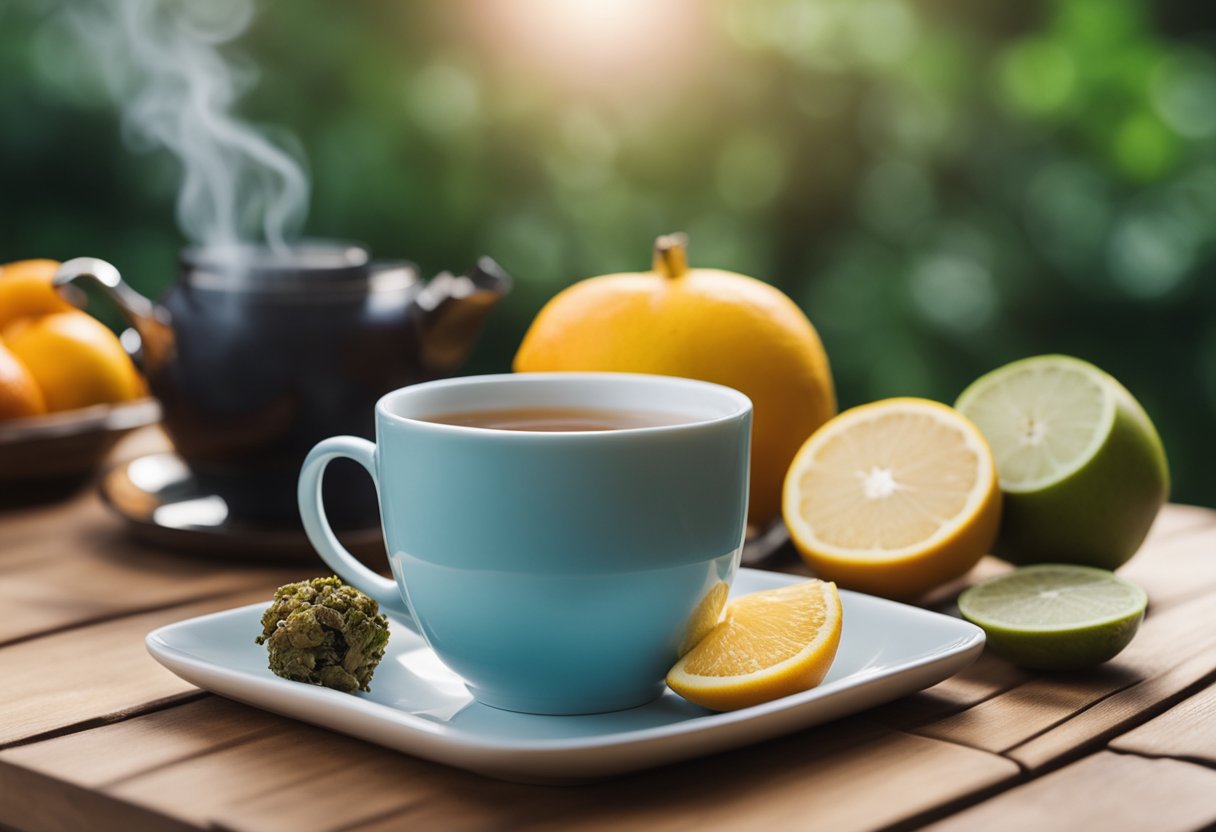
left=958, top=564, right=1147, bottom=670
left=956, top=354, right=1169, bottom=569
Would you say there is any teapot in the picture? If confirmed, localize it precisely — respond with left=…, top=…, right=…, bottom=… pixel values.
left=56, top=240, right=511, bottom=530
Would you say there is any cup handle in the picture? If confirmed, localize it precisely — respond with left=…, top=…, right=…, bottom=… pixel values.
left=298, top=436, right=418, bottom=631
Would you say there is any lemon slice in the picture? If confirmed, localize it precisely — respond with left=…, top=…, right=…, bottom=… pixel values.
left=783, top=398, right=1001, bottom=599
left=958, top=564, right=1147, bottom=669
left=666, top=579, right=842, bottom=711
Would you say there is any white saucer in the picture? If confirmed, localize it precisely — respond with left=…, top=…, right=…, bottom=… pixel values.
left=146, top=569, right=984, bottom=783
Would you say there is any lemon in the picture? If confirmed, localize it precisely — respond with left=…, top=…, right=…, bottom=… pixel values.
left=958, top=564, right=1147, bottom=669
left=955, top=355, right=1168, bottom=569
left=667, top=579, right=842, bottom=711
left=514, top=233, right=836, bottom=527
left=0, top=338, right=47, bottom=419
left=0, top=259, right=75, bottom=330
left=783, top=398, right=1002, bottom=600
left=3, top=311, right=144, bottom=412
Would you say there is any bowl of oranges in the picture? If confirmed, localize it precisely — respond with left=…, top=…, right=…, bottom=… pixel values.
left=0, top=259, right=159, bottom=488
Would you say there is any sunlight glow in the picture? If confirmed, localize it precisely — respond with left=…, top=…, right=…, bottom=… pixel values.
left=470, top=0, right=702, bottom=85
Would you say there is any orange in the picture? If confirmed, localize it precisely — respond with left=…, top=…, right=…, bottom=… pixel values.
left=783, top=398, right=1001, bottom=600
left=514, top=233, right=836, bottom=527
left=3, top=311, right=143, bottom=412
left=666, top=579, right=843, bottom=711
left=0, top=339, right=47, bottom=419
left=0, top=259, right=75, bottom=330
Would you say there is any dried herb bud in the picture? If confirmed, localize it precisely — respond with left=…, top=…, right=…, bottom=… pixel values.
left=255, top=576, right=390, bottom=693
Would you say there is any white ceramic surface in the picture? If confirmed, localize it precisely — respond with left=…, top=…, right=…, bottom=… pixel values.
left=146, top=569, right=984, bottom=783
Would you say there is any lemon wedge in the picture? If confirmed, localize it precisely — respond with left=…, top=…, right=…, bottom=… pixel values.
left=666, top=579, right=842, bottom=711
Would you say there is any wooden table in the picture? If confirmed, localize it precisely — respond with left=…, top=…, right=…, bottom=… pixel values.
left=3, top=429, right=1216, bottom=832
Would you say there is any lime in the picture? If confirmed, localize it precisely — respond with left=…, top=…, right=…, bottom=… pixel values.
left=956, top=355, right=1168, bottom=569
left=959, top=565, right=1147, bottom=669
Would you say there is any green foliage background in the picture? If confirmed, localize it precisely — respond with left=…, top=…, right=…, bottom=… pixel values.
left=2, top=0, right=1214, bottom=506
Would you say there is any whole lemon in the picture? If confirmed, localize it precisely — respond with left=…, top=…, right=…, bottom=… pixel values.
left=0, top=260, right=76, bottom=330
left=0, top=338, right=47, bottom=419
left=3, top=311, right=143, bottom=412
left=514, top=234, right=836, bottom=527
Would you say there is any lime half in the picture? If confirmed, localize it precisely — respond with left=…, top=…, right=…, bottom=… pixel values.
left=956, top=355, right=1168, bottom=569
left=959, top=565, right=1147, bottom=670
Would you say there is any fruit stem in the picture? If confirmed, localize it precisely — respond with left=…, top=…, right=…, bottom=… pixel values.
left=653, top=233, right=689, bottom=279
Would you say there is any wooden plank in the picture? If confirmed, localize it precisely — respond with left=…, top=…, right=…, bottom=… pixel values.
left=1008, top=645, right=1216, bottom=771
left=43, top=707, right=503, bottom=832
left=922, top=751, right=1216, bottom=832
left=0, top=587, right=289, bottom=747
left=1, top=703, right=1018, bottom=832
left=0, top=697, right=286, bottom=788
left=353, top=723, right=1019, bottom=832
left=912, top=589, right=1216, bottom=754
left=870, top=651, right=1031, bottom=730
left=1119, top=510, right=1216, bottom=612
left=1139, top=502, right=1216, bottom=540
left=1110, top=683, right=1216, bottom=766
left=0, top=527, right=306, bottom=645
left=0, top=480, right=307, bottom=646
left=0, top=761, right=198, bottom=832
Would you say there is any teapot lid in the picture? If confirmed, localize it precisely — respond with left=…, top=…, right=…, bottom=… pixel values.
left=180, top=240, right=416, bottom=292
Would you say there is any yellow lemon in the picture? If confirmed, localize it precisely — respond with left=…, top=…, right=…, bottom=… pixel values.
left=667, top=579, right=843, bottom=711
left=3, top=311, right=144, bottom=412
left=514, top=233, right=836, bottom=527
left=0, top=338, right=47, bottom=419
left=783, top=398, right=1001, bottom=600
left=0, top=259, right=75, bottom=330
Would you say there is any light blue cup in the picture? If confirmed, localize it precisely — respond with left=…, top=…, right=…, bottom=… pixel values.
left=299, top=372, right=751, bottom=715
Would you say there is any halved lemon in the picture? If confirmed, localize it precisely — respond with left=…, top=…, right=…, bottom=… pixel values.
left=666, top=579, right=842, bottom=711
left=782, top=398, right=1001, bottom=600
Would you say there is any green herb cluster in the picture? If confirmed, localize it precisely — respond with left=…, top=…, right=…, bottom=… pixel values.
left=256, top=576, right=390, bottom=693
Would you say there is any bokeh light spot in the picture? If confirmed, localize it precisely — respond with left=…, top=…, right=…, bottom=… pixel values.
left=857, top=158, right=934, bottom=239
left=1108, top=210, right=1194, bottom=298
left=1025, top=160, right=1112, bottom=274
left=909, top=255, right=997, bottom=333
left=847, top=0, right=917, bottom=68
left=1152, top=51, right=1216, bottom=139
left=715, top=132, right=785, bottom=211
left=408, top=63, right=480, bottom=135
left=1113, top=112, right=1179, bottom=181
left=999, top=38, right=1076, bottom=118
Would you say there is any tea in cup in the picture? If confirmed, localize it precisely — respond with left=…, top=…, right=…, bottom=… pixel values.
left=298, top=372, right=751, bottom=714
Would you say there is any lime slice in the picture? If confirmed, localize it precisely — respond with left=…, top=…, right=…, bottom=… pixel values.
left=958, top=565, right=1147, bottom=669
left=956, top=355, right=1169, bottom=569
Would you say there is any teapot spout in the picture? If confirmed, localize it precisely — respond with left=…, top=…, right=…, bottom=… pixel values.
left=53, top=257, right=174, bottom=372
left=413, top=257, right=512, bottom=376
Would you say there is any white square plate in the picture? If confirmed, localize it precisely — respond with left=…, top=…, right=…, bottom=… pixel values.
left=146, top=568, right=984, bottom=782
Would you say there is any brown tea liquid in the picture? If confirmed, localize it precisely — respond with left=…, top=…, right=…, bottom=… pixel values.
left=424, top=407, right=693, bottom=432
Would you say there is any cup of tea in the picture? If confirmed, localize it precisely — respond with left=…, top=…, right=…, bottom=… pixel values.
left=298, top=372, right=751, bottom=715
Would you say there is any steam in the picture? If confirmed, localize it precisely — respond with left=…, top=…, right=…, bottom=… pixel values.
left=61, top=0, right=309, bottom=251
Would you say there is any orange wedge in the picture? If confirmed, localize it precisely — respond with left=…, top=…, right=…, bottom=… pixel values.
left=782, top=398, right=1001, bottom=600
left=666, top=579, right=842, bottom=711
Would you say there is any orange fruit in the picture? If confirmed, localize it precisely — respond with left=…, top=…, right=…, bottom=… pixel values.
left=3, top=311, right=143, bottom=412
left=514, top=233, right=836, bottom=527
left=783, top=398, right=1001, bottom=600
left=0, top=338, right=47, bottom=419
left=666, top=579, right=843, bottom=711
left=0, top=259, right=75, bottom=330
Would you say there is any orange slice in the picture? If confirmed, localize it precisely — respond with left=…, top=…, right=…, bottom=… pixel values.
left=666, top=579, right=842, bottom=711
left=782, top=398, right=1001, bottom=600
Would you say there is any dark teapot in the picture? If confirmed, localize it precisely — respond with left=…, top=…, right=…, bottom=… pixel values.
left=56, top=241, right=510, bottom=530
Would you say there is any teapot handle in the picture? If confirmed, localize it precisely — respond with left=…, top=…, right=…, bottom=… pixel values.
left=53, top=258, right=174, bottom=372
